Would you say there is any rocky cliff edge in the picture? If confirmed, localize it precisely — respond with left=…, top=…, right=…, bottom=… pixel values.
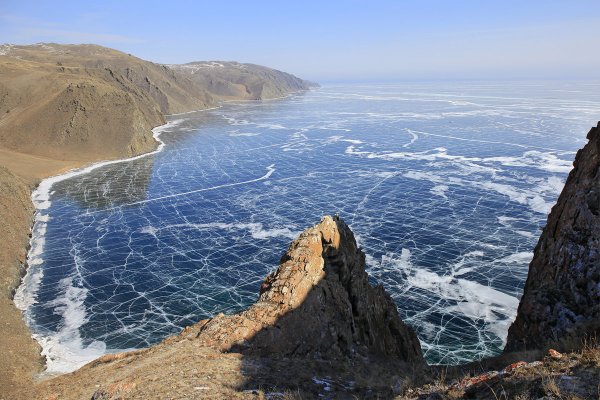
left=505, top=121, right=600, bottom=352
left=188, top=215, right=423, bottom=362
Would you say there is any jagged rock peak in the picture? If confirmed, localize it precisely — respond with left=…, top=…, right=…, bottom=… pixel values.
left=185, top=215, right=424, bottom=363
left=505, top=122, right=600, bottom=352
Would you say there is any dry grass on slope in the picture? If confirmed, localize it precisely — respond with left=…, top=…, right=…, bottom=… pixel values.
left=398, top=343, right=600, bottom=399
left=0, top=168, right=43, bottom=398
left=0, top=43, right=219, bottom=164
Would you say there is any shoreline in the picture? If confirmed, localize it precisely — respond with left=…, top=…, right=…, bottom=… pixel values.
left=13, top=119, right=178, bottom=375
left=10, top=96, right=294, bottom=377
left=164, top=105, right=222, bottom=117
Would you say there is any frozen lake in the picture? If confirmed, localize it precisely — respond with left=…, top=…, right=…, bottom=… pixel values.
left=17, top=81, right=600, bottom=372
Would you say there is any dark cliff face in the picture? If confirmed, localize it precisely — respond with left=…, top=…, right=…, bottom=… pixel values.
left=187, top=215, right=424, bottom=364
left=505, top=122, right=600, bottom=352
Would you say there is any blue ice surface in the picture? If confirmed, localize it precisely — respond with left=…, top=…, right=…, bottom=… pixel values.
left=21, top=81, right=600, bottom=369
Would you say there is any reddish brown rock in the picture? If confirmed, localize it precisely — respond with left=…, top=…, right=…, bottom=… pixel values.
left=502, top=361, right=528, bottom=373
left=451, top=371, right=501, bottom=391
left=548, top=349, right=563, bottom=359
left=91, top=379, right=137, bottom=400
left=505, top=122, right=600, bottom=352
left=192, top=215, right=424, bottom=363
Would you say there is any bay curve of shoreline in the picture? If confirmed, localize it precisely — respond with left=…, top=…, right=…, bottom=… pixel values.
left=13, top=112, right=208, bottom=375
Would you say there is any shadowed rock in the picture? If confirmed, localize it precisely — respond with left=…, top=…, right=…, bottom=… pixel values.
left=506, top=122, right=600, bottom=352
left=188, top=215, right=424, bottom=363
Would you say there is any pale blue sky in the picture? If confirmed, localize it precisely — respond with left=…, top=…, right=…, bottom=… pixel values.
left=1, top=1, right=600, bottom=81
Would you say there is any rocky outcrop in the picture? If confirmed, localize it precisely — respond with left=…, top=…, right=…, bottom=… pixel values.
left=187, top=215, right=424, bottom=363
left=27, top=216, right=424, bottom=399
left=505, top=122, right=600, bottom=352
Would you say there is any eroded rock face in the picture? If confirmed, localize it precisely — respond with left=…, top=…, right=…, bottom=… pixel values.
left=505, top=122, right=600, bottom=352
left=189, top=215, right=424, bottom=363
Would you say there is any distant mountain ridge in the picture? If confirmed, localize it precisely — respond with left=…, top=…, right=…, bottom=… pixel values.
left=0, top=43, right=315, bottom=164
left=170, top=60, right=317, bottom=100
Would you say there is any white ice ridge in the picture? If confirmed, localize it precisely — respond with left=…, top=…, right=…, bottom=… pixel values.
left=369, top=249, right=523, bottom=348
left=14, top=118, right=185, bottom=373
left=401, top=169, right=565, bottom=215
left=346, top=144, right=574, bottom=174
left=34, top=275, right=106, bottom=374
left=406, top=129, right=567, bottom=152
left=165, top=105, right=221, bottom=117
left=151, top=222, right=299, bottom=240
left=228, top=131, right=261, bottom=137
left=90, top=164, right=277, bottom=211
left=344, top=143, right=569, bottom=215
left=403, top=129, right=419, bottom=148
left=13, top=213, right=47, bottom=309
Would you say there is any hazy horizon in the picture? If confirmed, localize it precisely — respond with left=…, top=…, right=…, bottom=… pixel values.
left=2, top=0, right=600, bottom=82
